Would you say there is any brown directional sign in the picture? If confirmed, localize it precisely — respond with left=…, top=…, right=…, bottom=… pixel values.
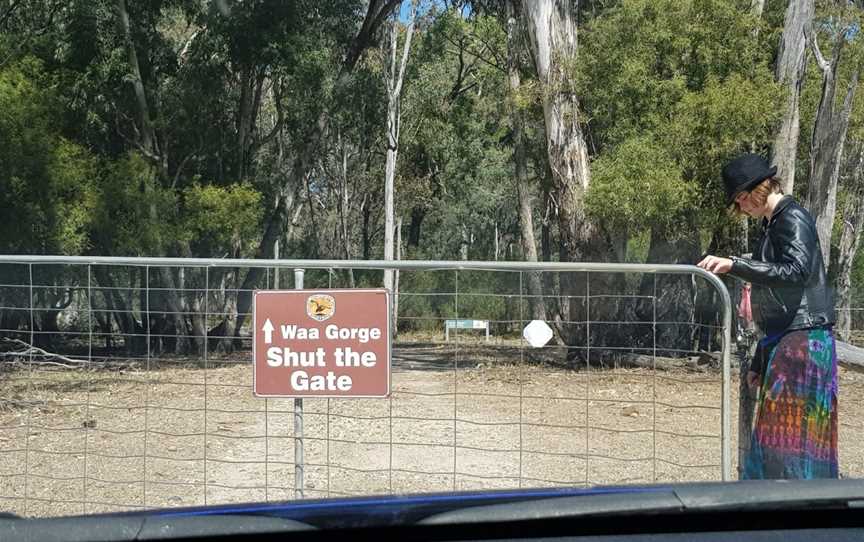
left=253, top=289, right=391, bottom=397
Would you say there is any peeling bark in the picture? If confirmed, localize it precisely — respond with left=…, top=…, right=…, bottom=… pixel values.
left=769, top=0, right=813, bottom=194
left=805, top=29, right=858, bottom=268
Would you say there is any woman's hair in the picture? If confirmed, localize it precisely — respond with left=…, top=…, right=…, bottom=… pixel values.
left=730, top=177, right=783, bottom=215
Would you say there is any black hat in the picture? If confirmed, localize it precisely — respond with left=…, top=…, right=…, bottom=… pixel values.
left=721, top=154, right=777, bottom=205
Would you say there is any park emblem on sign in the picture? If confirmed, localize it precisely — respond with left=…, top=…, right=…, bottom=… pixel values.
left=306, top=294, right=335, bottom=321
left=253, top=289, right=391, bottom=398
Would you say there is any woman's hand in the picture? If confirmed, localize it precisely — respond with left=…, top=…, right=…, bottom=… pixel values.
left=697, top=255, right=733, bottom=274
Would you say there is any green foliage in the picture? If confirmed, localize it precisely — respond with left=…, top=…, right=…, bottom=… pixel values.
left=587, top=137, right=694, bottom=238
left=0, top=59, right=98, bottom=255
left=580, top=0, right=785, bottom=247
left=400, top=11, right=516, bottom=260
left=90, top=153, right=178, bottom=256
left=666, top=72, right=785, bottom=216
left=578, top=0, right=773, bottom=150
left=45, top=141, right=100, bottom=254
left=183, top=183, right=264, bottom=255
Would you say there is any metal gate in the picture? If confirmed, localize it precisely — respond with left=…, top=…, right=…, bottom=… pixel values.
left=0, top=256, right=732, bottom=517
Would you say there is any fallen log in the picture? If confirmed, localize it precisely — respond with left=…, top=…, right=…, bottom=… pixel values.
left=837, top=340, right=864, bottom=371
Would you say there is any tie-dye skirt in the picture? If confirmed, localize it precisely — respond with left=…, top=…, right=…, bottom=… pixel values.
left=743, top=328, right=839, bottom=479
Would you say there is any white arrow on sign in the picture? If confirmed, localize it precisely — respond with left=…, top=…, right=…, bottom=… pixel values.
left=522, top=320, right=553, bottom=348
left=262, top=318, right=275, bottom=344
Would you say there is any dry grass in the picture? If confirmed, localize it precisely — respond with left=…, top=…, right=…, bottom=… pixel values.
left=2, top=342, right=863, bottom=518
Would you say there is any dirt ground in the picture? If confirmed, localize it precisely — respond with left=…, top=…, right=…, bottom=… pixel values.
left=2, top=342, right=864, bottom=518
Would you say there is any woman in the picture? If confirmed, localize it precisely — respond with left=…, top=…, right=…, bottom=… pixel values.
left=698, top=153, right=837, bottom=479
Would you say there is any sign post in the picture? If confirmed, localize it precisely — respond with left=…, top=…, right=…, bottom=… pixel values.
left=292, top=269, right=303, bottom=500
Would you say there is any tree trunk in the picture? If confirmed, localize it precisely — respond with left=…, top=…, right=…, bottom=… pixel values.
left=339, top=137, right=357, bottom=288
left=383, top=0, right=416, bottom=294
left=508, top=1, right=547, bottom=322
left=494, top=222, right=500, bottom=261
left=834, top=143, right=864, bottom=341
left=540, top=185, right=560, bottom=322
left=236, top=65, right=266, bottom=181
left=286, top=196, right=304, bottom=245
left=805, top=30, right=859, bottom=268
left=217, top=277, right=239, bottom=353
left=459, top=225, right=469, bottom=261
left=393, top=217, right=402, bottom=337
left=92, top=297, right=114, bottom=349
left=523, top=0, right=598, bottom=355
left=541, top=186, right=553, bottom=265
left=769, top=0, right=813, bottom=194
left=522, top=0, right=595, bottom=261
left=180, top=267, right=206, bottom=355
left=208, top=268, right=240, bottom=352
left=637, top=223, right=701, bottom=357
left=407, top=206, right=425, bottom=248
left=749, top=0, right=765, bottom=17
left=190, top=287, right=207, bottom=354
left=233, top=166, right=304, bottom=338
left=117, top=0, right=156, bottom=157
left=163, top=278, right=186, bottom=353
left=94, top=267, right=145, bottom=355
left=304, top=168, right=322, bottom=257
left=362, top=194, right=372, bottom=260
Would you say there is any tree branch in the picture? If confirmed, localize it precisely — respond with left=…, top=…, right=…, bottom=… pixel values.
left=841, top=69, right=859, bottom=126
left=467, top=30, right=507, bottom=72
left=0, top=0, right=22, bottom=29
left=1, top=338, right=89, bottom=368
left=808, top=26, right=830, bottom=74
left=343, top=0, right=403, bottom=76
left=257, top=79, right=286, bottom=147
left=172, top=148, right=200, bottom=189
left=39, top=2, right=61, bottom=33
left=442, top=32, right=505, bottom=79
left=117, top=0, right=159, bottom=158
left=393, top=0, right=417, bottom=98
left=118, top=128, right=162, bottom=165
left=178, top=27, right=202, bottom=62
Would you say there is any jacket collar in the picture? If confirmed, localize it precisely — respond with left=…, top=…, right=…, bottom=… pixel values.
left=762, top=195, right=794, bottom=229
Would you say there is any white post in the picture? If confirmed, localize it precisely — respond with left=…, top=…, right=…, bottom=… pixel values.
left=274, top=240, right=279, bottom=289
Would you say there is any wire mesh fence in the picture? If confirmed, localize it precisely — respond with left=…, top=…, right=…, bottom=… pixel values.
left=0, top=256, right=741, bottom=517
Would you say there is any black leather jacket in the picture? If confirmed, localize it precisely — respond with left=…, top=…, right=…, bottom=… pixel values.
left=729, top=196, right=835, bottom=337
